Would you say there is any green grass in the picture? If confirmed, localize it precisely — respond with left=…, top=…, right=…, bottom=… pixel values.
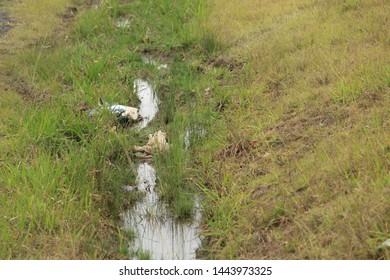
left=2, top=0, right=388, bottom=260
left=0, top=0, right=218, bottom=259
left=195, top=0, right=390, bottom=259
left=136, top=250, right=151, bottom=260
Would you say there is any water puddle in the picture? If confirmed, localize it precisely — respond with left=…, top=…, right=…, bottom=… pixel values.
left=120, top=59, right=201, bottom=259
left=121, top=162, right=202, bottom=260
left=134, top=79, right=159, bottom=129
left=0, top=1, right=14, bottom=38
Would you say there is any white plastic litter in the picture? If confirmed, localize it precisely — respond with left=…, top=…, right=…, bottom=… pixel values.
left=97, top=97, right=139, bottom=121
left=134, top=130, right=170, bottom=157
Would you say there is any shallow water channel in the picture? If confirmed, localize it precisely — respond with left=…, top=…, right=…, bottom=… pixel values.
left=121, top=62, right=202, bottom=259
left=134, top=79, right=159, bottom=129
left=121, top=162, right=202, bottom=259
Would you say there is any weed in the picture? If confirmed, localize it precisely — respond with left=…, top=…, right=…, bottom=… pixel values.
left=136, top=250, right=151, bottom=260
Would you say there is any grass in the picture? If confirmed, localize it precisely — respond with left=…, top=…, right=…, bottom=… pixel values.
left=196, top=0, right=390, bottom=259
left=1, top=0, right=388, bottom=260
left=0, top=0, right=218, bottom=259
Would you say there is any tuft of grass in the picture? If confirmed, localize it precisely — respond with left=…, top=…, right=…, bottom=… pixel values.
left=136, top=250, right=151, bottom=260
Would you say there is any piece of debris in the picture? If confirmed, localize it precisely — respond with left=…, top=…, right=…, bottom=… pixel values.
left=134, top=130, right=170, bottom=158
left=377, top=239, right=390, bottom=252
left=134, top=152, right=153, bottom=159
left=98, top=97, right=139, bottom=120
left=157, top=64, right=168, bottom=70
left=121, top=185, right=135, bottom=192
left=87, top=97, right=140, bottom=123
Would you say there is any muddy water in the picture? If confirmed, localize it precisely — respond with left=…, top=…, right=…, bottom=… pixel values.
left=121, top=67, right=202, bottom=259
left=134, top=79, right=159, bottom=129
left=121, top=163, right=201, bottom=259
left=0, top=1, right=13, bottom=38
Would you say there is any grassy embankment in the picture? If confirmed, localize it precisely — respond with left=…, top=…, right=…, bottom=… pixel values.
left=1, top=0, right=389, bottom=260
left=198, top=0, right=390, bottom=259
left=0, top=0, right=218, bottom=259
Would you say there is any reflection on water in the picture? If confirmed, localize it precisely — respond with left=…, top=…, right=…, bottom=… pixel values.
left=121, top=162, right=201, bottom=260
left=134, top=79, right=159, bottom=129
left=122, top=64, right=201, bottom=259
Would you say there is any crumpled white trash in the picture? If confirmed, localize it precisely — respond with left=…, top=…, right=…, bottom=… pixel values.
left=87, top=97, right=139, bottom=121
left=98, top=97, right=139, bottom=121
left=134, top=130, right=170, bottom=158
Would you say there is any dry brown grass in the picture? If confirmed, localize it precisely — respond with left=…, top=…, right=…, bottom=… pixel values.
left=199, top=0, right=390, bottom=259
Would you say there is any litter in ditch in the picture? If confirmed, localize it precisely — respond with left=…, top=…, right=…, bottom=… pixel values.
left=134, top=130, right=170, bottom=159
left=86, top=97, right=140, bottom=125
